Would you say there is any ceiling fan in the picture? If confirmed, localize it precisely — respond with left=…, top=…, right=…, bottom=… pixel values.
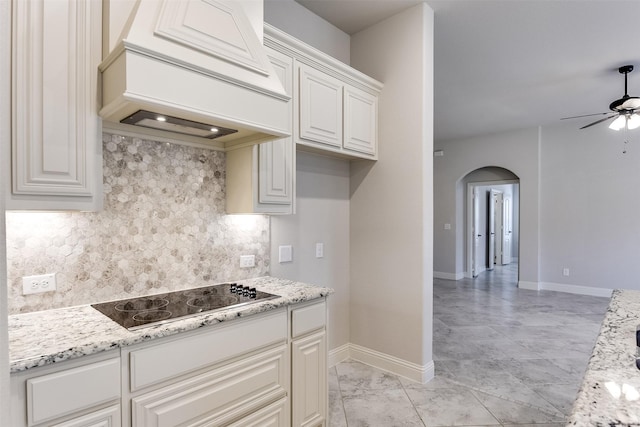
left=562, top=65, right=640, bottom=130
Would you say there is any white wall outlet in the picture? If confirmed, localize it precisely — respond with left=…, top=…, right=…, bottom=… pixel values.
left=22, top=273, right=57, bottom=295
left=444, top=223, right=451, bottom=230
left=279, top=245, right=293, bottom=263
left=562, top=268, right=570, bottom=277
left=240, top=255, right=255, bottom=268
left=315, top=242, right=324, bottom=258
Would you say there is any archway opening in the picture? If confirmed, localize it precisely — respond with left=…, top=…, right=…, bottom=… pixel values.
left=459, top=167, right=520, bottom=285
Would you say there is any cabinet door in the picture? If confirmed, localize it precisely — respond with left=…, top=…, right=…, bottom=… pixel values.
left=51, top=405, right=121, bottom=427
left=291, top=330, right=327, bottom=427
left=298, top=64, right=343, bottom=148
left=256, top=47, right=294, bottom=213
left=259, top=138, right=293, bottom=205
left=11, top=0, right=102, bottom=210
left=343, top=85, right=378, bottom=156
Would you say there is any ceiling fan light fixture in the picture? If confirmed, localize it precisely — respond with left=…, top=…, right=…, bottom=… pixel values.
left=609, top=115, right=627, bottom=131
left=627, top=113, right=640, bottom=130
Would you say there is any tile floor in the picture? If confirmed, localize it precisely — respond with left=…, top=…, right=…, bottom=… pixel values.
left=328, top=263, right=610, bottom=426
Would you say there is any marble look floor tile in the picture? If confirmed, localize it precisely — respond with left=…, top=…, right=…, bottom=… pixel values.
left=472, top=391, right=565, bottom=424
left=502, top=424, right=564, bottom=427
left=500, top=358, right=578, bottom=385
left=332, top=264, right=608, bottom=426
left=341, top=388, right=425, bottom=427
left=460, top=380, right=564, bottom=415
left=433, top=339, right=486, bottom=361
left=438, top=359, right=521, bottom=388
left=336, top=360, right=403, bottom=395
left=328, top=389, right=347, bottom=427
left=405, top=387, right=500, bottom=427
left=472, top=338, right=541, bottom=360
left=532, top=382, right=581, bottom=415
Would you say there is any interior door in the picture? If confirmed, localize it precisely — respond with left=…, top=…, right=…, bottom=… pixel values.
left=472, top=188, right=481, bottom=277
left=488, top=189, right=501, bottom=271
left=502, top=196, right=512, bottom=265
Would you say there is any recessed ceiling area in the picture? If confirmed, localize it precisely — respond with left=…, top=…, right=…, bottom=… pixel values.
left=293, top=0, right=640, bottom=142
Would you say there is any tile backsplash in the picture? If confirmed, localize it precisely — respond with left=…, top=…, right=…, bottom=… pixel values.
left=6, top=133, right=269, bottom=314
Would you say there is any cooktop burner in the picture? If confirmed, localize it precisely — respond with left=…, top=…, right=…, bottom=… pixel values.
left=91, top=283, right=279, bottom=330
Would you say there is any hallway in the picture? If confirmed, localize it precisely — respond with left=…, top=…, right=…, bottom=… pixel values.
left=328, top=264, right=610, bottom=426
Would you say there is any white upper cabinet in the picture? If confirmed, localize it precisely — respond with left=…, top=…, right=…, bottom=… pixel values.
left=299, top=64, right=343, bottom=148
left=265, top=24, right=382, bottom=161
left=226, top=46, right=295, bottom=214
left=343, top=85, right=378, bottom=156
left=9, top=0, right=103, bottom=211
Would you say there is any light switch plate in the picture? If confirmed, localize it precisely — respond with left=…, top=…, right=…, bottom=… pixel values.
left=279, top=245, right=293, bottom=263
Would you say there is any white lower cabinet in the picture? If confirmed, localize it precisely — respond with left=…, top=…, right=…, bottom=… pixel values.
left=11, top=299, right=328, bottom=427
left=290, top=301, right=328, bottom=427
left=10, top=351, right=121, bottom=427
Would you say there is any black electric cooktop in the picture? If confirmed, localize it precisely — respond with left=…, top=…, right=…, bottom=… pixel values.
left=91, top=283, right=279, bottom=330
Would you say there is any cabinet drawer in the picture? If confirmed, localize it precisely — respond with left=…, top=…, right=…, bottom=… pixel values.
left=51, top=404, right=121, bottom=427
left=27, top=358, right=120, bottom=425
left=129, top=309, right=287, bottom=391
left=132, top=345, right=288, bottom=427
left=291, top=301, right=326, bottom=338
left=227, top=397, right=287, bottom=427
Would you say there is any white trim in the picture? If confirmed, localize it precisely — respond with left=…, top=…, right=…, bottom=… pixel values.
left=331, top=343, right=434, bottom=384
left=328, top=343, right=350, bottom=368
left=433, top=271, right=465, bottom=280
left=539, top=282, right=613, bottom=298
left=518, top=280, right=539, bottom=290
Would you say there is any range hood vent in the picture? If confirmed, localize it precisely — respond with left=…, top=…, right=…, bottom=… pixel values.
left=100, top=0, right=291, bottom=148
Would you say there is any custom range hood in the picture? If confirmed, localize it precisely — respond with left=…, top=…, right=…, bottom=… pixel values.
left=99, top=0, right=290, bottom=148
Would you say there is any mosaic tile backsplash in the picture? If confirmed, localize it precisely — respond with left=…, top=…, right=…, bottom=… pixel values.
left=6, top=133, right=269, bottom=314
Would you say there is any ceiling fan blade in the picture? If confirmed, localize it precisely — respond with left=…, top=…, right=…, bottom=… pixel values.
left=561, top=112, right=611, bottom=120
left=579, top=114, right=618, bottom=129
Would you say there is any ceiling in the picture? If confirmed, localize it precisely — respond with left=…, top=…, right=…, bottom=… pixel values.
left=294, top=0, right=640, bottom=142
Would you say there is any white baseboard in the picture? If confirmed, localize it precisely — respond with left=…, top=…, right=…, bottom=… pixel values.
left=434, top=271, right=465, bottom=280
left=329, top=343, right=434, bottom=384
left=539, top=282, right=613, bottom=298
left=518, top=280, right=539, bottom=290
left=518, top=280, right=612, bottom=298
left=328, top=343, right=350, bottom=368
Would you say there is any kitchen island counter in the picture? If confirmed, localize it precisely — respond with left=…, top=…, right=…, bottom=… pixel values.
left=9, top=276, right=332, bottom=373
left=568, top=289, right=640, bottom=426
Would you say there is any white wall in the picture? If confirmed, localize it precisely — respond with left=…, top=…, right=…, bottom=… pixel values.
left=349, top=3, right=434, bottom=371
left=540, top=121, right=640, bottom=291
left=434, top=128, right=541, bottom=285
left=264, top=0, right=350, bottom=64
left=270, top=152, right=351, bottom=351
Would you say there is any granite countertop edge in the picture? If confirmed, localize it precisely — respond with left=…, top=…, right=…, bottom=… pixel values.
left=9, top=276, right=333, bottom=374
left=567, top=288, right=640, bottom=426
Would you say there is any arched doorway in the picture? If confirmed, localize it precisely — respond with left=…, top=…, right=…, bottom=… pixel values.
left=461, top=167, right=520, bottom=283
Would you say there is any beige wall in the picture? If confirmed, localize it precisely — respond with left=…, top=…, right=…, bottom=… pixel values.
left=270, top=151, right=351, bottom=351
left=349, top=3, right=434, bottom=367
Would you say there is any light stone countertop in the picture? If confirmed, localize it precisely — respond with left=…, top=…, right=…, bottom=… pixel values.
left=568, top=289, right=640, bottom=426
left=9, top=276, right=333, bottom=374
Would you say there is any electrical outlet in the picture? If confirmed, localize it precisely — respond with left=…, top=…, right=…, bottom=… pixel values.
left=563, top=268, right=570, bottom=277
left=240, top=255, right=255, bottom=268
left=22, top=273, right=57, bottom=295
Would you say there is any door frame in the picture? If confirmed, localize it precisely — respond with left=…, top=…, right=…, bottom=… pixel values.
left=466, top=179, right=519, bottom=278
